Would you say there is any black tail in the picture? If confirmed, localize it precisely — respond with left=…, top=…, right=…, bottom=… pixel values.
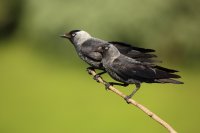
left=168, top=73, right=181, bottom=78
left=153, top=67, right=183, bottom=83
left=155, top=79, right=184, bottom=84
left=155, top=66, right=179, bottom=73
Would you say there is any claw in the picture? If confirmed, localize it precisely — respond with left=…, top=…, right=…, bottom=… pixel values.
left=86, top=69, right=92, bottom=75
left=124, top=95, right=132, bottom=104
left=105, top=82, right=112, bottom=90
left=93, top=74, right=101, bottom=82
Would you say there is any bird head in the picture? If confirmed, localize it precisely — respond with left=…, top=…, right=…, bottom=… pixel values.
left=60, top=30, right=92, bottom=45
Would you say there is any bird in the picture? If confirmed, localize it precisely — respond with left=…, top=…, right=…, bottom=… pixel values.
left=97, top=44, right=183, bottom=103
left=60, top=30, right=158, bottom=80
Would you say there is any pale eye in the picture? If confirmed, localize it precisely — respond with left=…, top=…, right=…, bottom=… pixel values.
left=72, top=33, right=76, bottom=37
left=98, top=46, right=102, bottom=50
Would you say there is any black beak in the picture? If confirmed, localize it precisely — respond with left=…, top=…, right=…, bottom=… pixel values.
left=60, top=33, right=71, bottom=39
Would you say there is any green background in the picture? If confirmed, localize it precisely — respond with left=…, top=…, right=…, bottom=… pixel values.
left=0, top=0, right=200, bottom=132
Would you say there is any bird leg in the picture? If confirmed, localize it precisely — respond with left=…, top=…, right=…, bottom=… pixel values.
left=104, top=82, right=112, bottom=90
left=104, top=82, right=129, bottom=90
left=86, top=67, right=95, bottom=75
left=93, top=71, right=106, bottom=82
left=124, top=83, right=141, bottom=104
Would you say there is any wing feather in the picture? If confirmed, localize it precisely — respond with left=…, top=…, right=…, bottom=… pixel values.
left=111, top=56, right=180, bottom=82
left=81, top=39, right=104, bottom=61
left=109, top=41, right=155, bottom=53
left=109, top=41, right=159, bottom=63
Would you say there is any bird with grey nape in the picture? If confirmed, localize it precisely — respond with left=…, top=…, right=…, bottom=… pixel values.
left=97, top=44, right=183, bottom=103
left=60, top=30, right=158, bottom=80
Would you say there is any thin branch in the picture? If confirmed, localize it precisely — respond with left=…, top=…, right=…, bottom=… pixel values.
left=88, top=69, right=177, bottom=133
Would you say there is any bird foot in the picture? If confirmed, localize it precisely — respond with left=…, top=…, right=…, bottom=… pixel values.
left=124, top=95, right=132, bottom=104
left=105, top=83, right=112, bottom=91
left=93, top=74, right=101, bottom=82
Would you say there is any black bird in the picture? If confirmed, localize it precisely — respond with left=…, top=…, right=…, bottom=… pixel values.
left=60, top=30, right=157, bottom=78
left=98, top=44, right=183, bottom=103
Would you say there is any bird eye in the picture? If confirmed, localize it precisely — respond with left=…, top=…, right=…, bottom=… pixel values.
left=98, top=46, right=102, bottom=51
left=72, top=33, right=76, bottom=37
left=105, top=47, right=109, bottom=50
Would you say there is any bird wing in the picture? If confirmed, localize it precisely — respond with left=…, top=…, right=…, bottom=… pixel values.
left=81, top=39, right=103, bottom=61
left=111, top=57, right=155, bottom=80
left=109, top=41, right=155, bottom=53
left=109, top=41, right=158, bottom=63
left=111, top=56, right=180, bottom=81
left=154, top=66, right=179, bottom=73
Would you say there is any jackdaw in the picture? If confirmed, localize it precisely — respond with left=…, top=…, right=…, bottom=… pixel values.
left=60, top=30, right=158, bottom=78
left=98, top=44, right=183, bottom=103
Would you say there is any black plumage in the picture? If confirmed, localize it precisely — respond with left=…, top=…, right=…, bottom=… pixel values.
left=110, top=41, right=158, bottom=63
left=61, top=30, right=158, bottom=77
left=98, top=44, right=183, bottom=102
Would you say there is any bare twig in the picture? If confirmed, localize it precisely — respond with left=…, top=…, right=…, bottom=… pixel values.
left=88, top=69, right=177, bottom=133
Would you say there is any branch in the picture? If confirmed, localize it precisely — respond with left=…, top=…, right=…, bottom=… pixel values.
left=88, top=69, right=177, bottom=133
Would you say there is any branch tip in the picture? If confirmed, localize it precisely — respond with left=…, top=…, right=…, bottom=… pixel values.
left=88, top=69, right=177, bottom=133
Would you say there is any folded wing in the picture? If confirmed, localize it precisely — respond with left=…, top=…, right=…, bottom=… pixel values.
left=111, top=57, right=182, bottom=84
left=109, top=41, right=159, bottom=63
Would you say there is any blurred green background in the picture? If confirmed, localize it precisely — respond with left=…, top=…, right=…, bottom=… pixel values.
left=0, top=0, right=200, bottom=132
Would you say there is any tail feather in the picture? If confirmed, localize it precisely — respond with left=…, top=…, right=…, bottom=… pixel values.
left=136, top=58, right=161, bottom=63
left=155, top=66, right=179, bottom=73
left=127, top=53, right=157, bottom=58
left=154, top=69, right=181, bottom=79
left=155, top=79, right=184, bottom=84
left=168, top=73, right=181, bottom=78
